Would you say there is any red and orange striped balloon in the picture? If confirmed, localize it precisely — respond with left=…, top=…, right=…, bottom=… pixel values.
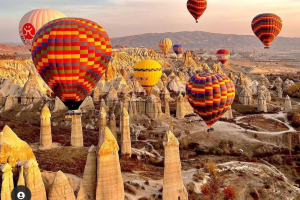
left=251, top=13, right=282, bottom=49
left=216, top=49, right=230, bottom=64
left=31, top=18, right=112, bottom=110
left=187, top=0, right=207, bottom=23
left=186, top=73, right=235, bottom=127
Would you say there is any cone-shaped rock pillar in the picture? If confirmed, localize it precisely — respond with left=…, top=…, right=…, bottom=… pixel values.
left=96, top=127, right=124, bottom=200
left=121, top=108, right=131, bottom=157
left=40, top=104, right=52, bottom=147
left=71, top=113, right=83, bottom=147
left=163, top=130, right=188, bottom=200
left=83, top=145, right=97, bottom=200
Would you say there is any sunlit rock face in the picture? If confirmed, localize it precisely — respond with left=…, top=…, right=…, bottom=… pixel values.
left=163, top=130, right=188, bottom=200
left=96, top=127, right=124, bottom=200
left=0, top=125, right=36, bottom=167
left=21, top=73, right=45, bottom=105
left=48, top=171, right=75, bottom=200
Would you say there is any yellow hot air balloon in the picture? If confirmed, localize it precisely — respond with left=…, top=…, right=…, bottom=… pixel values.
left=134, top=60, right=162, bottom=94
left=158, top=38, right=172, bottom=55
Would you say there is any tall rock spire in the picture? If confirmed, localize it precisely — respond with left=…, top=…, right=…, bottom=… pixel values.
left=40, top=104, right=52, bottom=147
left=96, top=127, right=124, bottom=200
left=121, top=108, right=131, bottom=157
left=71, top=113, right=83, bottom=147
left=163, top=130, right=188, bottom=200
left=83, top=145, right=97, bottom=200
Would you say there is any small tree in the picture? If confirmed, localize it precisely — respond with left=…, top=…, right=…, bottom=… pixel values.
left=223, top=186, right=236, bottom=200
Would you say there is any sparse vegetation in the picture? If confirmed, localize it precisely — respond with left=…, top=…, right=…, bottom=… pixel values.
left=223, top=186, right=236, bottom=200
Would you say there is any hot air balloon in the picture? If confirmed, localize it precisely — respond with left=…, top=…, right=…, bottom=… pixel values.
left=19, top=9, right=66, bottom=47
left=31, top=18, right=112, bottom=110
left=173, top=44, right=184, bottom=55
left=216, top=49, right=230, bottom=64
left=134, top=60, right=162, bottom=94
left=186, top=73, right=235, bottom=127
left=187, top=0, right=207, bottom=23
left=251, top=13, right=282, bottom=49
left=158, top=38, right=172, bottom=55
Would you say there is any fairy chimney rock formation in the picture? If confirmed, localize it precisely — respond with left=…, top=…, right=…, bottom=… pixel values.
left=109, top=113, right=117, bottom=139
left=40, top=104, right=52, bottom=147
left=53, top=97, right=68, bottom=112
left=106, top=86, right=118, bottom=109
left=165, top=98, right=170, bottom=116
left=146, top=95, right=159, bottom=119
left=83, top=145, right=97, bottom=200
left=23, top=159, right=47, bottom=200
left=239, top=87, right=252, bottom=105
left=176, top=93, right=185, bottom=119
left=257, top=93, right=267, bottom=112
left=17, top=166, right=25, bottom=186
left=228, top=71, right=235, bottom=82
left=121, top=108, right=131, bottom=156
left=79, top=96, right=95, bottom=113
left=71, top=113, right=83, bottom=147
left=0, top=163, right=14, bottom=200
left=4, top=95, right=17, bottom=111
left=48, top=170, right=76, bottom=200
left=21, top=73, right=45, bottom=105
left=96, top=127, right=124, bottom=200
left=99, top=107, right=107, bottom=132
left=277, top=87, right=283, bottom=98
left=0, top=125, right=36, bottom=167
left=284, top=95, right=292, bottom=113
left=77, top=180, right=89, bottom=200
left=93, top=86, right=101, bottom=102
left=163, top=130, right=188, bottom=200
left=274, top=76, right=283, bottom=90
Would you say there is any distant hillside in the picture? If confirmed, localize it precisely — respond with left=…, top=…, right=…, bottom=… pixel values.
left=0, top=43, right=28, bottom=54
left=111, top=31, right=300, bottom=51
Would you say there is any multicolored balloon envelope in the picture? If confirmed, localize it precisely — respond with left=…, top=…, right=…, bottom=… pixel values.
left=19, top=9, right=66, bottom=47
left=187, top=0, right=207, bottom=23
left=134, top=60, right=162, bottom=94
left=251, top=13, right=282, bottom=49
left=216, top=49, right=230, bottom=64
left=173, top=44, right=184, bottom=55
left=186, top=73, right=235, bottom=127
left=31, top=18, right=112, bottom=110
left=158, top=38, right=172, bottom=55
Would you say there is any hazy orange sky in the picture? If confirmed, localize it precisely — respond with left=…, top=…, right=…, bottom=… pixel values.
left=0, top=0, right=300, bottom=43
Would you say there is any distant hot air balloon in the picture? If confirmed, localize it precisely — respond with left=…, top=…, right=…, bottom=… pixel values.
left=158, top=38, right=172, bottom=55
left=186, top=73, right=235, bottom=127
left=173, top=44, right=184, bottom=55
left=251, top=13, right=282, bottom=49
left=134, top=60, right=162, bottom=94
left=31, top=18, right=112, bottom=110
left=216, top=49, right=230, bottom=64
left=187, top=0, right=207, bottom=23
left=19, top=9, right=66, bottom=47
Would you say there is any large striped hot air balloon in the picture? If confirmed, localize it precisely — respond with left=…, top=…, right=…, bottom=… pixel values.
left=251, top=13, right=282, bottom=49
left=173, top=44, right=184, bottom=55
left=31, top=18, right=112, bottom=110
left=158, top=38, right=172, bottom=55
left=216, top=49, right=230, bottom=64
left=19, top=9, right=66, bottom=47
left=187, top=0, right=207, bottom=23
left=134, top=60, right=162, bottom=94
left=186, top=73, right=235, bottom=127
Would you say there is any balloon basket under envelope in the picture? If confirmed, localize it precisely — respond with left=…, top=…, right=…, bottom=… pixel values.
left=65, top=111, right=82, bottom=119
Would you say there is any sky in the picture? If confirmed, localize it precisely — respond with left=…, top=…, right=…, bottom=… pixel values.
left=0, top=0, right=300, bottom=43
